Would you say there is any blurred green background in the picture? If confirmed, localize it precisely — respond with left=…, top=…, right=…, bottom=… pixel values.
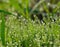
left=0, top=0, right=60, bottom=47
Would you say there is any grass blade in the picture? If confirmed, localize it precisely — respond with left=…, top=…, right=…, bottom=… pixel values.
left=0, top=13, right=5, bottom=46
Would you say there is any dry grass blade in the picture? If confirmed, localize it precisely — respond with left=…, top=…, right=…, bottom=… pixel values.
left=30, top=0, right=45, bottom=15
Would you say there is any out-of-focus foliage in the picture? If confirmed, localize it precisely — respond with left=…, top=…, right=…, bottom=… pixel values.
left=0, top=0, right=60, bottom=47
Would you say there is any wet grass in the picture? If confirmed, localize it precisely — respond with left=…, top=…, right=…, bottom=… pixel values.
left=0, top=0, right=60, bottom=47
left=0, top=15, right=60, bottom=47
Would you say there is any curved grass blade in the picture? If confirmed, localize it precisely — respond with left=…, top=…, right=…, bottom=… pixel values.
left=0, top=9, right=16, bottom=16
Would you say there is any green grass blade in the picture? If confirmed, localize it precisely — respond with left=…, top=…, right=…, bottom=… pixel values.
left=0, top=9, right=16, bottom=16
left=9, top=0, right=25, bottom=16
left=0, top=13, right=5, bottom=46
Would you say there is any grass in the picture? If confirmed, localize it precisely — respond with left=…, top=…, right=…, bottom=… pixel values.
left=0, top=13, right=5, bottom=46
left=0, top=0, right=60, bottom=47
left=0, top=15, right=60, bottom=47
